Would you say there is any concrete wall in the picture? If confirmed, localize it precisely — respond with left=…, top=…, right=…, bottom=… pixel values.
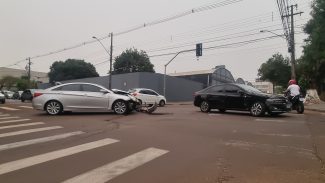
left=39, top=72, right=203, bottom=102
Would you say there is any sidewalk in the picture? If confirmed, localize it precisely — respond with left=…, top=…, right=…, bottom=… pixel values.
left=304, top=102, right=325, bottom=113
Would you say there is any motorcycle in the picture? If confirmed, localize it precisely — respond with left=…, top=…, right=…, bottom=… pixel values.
left=284, top=91, right=304, bottom=114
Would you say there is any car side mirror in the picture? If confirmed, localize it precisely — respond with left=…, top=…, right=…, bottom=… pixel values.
left=100, top=89, right=109, bottom=94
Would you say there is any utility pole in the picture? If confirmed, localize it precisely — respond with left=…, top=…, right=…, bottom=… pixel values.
left=27, top=57, right=31, bottom=83
left=109, top=32, right=113, bottom=90
left=283, top=4, right=303, bottom=79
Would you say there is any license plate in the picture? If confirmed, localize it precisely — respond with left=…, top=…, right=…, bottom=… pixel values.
left=299, top=98, right=304, bottom=102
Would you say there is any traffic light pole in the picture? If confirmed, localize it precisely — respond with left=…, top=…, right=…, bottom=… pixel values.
left=163, top=49, right=195, bottom=97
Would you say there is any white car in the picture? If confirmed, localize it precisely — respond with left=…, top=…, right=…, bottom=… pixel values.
left=32, top=82, right=139, bottom=115
left=0, top=93, right=5, bottom=104
left=129, top=88, right=166, bottom=107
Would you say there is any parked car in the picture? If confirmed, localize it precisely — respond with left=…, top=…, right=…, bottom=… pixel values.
left=1, top=90, right=14, bottom=99
left=12, top=91, right=23, bottom=100
left=21, top=89, right=37, bottom=102
left=129, top=88, right=166, bottom=107
left=0, top=93, right=5, bottom=104
left=194, top=83, right=291, bottom=116
left=32, top=82, right=139, bottom=115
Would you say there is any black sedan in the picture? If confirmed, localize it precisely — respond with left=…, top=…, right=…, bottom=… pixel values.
left=194, top=83, right=291, bottom=116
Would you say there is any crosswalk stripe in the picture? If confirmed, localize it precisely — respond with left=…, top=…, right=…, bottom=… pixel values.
left=0, top=119, right=31, bottom=124
left=0, top=131, right=85, bottom=152
left=19, top=106, right=33, bottom=109
left=0, top=116, right=19, bottom=120
left=0, top=138, right=119, bottom=175
left=255, top=119, right=285, bottom=123
left=0, top=107, right=20, bottom=111
left=0, top=114, right=10, bottom=117
left=62, top=147, right=169, bottom=183
left=0, top=126, right=63, bottom=138
left=0, top=122, right=45, bottom=130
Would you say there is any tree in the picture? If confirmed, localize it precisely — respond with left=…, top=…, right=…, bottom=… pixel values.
left=300, top=0, right=325, bottom=93
left=113, top=48, right=155, bottom=74
left=258, top=53, right=291, bottom=88
left=0, top=76, right=19, bottom=90
left=48, top=59, right=99, bottom=83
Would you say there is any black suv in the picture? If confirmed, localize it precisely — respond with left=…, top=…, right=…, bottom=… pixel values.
left=194, top=83, right=290, bottom=116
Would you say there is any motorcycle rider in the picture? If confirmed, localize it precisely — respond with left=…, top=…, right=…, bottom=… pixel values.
left=285, top=79, right=300, bottom=101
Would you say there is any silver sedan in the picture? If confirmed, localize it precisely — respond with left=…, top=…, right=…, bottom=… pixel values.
left=32, top=82, right=138, bottom=115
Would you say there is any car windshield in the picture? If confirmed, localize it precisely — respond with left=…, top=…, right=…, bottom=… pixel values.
left=238, top=84, right=263, bottom=93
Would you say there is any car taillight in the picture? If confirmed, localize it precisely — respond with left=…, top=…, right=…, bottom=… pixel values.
left=193, top=92, right=198, bottom=97
left=132, top=93, right=138, bottom=96
left=34, top=92, right=43, bottom=98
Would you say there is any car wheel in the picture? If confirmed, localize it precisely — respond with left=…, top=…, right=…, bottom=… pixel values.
left=250, top=102, right=265, bottom=117
left=21, top=99, right=25, bottom=102
left=159, top=100, right=165, bottom=107
left=297, top=102, right=304, bottom=114
left=200, top=101, right=211, bottom=113
left=1, top=100, right=5, bottom=104
left=45, top=101, right=63, bottom=115
left=113, top=100, right=128, bottom=115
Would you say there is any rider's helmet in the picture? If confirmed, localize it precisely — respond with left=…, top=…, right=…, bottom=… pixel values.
left=288, top=79, right=296, bottom=85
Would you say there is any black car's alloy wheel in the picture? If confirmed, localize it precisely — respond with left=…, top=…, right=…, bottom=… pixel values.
left=250, top=102, right=265, bottom=117
left=200, top=101, right=211, bottom=112
left=113, top=100, right=128, bottom=115
left=45, top=101, right=63, bottom=115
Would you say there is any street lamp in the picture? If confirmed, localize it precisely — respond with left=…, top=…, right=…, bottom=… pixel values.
left=92, top=34, right=113, bottom=89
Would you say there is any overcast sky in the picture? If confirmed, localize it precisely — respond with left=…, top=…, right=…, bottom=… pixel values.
left=0, top=0, right=312, bottom=82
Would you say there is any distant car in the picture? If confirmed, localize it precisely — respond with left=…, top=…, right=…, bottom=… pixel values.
left=1, top=90, right=14, bottom=99
left=32, top=82, right=139, bottom=115
left=0, top=93, right=5, bottom=104
left=129, top=88, right=166, bottom=107
left=194, top=83, right=291, bottom=116
left=21, top=89, right=37, bottom=102
left=12, top=91, right=23, bottom=100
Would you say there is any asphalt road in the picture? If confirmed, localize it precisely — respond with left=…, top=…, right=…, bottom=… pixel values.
left=0, top=100, right=325, bottom=183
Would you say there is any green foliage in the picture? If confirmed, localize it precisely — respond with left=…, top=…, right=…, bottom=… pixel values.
left=113, top=48, right=155, bottom=74
left=300, top=0, right=325, bottom=92
left=48, top=59, right=99, bottom=83
left=0, top=76, right=19, bottom=90
left=258, top=53, right=291, bottom=88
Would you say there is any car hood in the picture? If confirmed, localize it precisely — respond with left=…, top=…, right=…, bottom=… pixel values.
left=251, top=92, right=284, bottom=99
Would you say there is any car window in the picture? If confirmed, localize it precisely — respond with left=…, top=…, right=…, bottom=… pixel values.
left=81, top=84, right=101, bottom=92
left=60, top=84, right=81, bottom=91
left=139, top=90, right=148, bottom=94
left=224, top=85, right=240, bottom=94
left=206, top=85, right=224, bottom=93
left=52, top=86, right=63, bottom=91
left=146, top=90, right=158, bottom=96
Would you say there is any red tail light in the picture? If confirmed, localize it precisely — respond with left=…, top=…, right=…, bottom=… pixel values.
left=132, top=93, right=138, bottom=96
left=33, top=92, right=43, bottom=98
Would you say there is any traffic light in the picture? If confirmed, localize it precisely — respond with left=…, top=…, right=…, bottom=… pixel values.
left=196, top=43, right=202, bottom=57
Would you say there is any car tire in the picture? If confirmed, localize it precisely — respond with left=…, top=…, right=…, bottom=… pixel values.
left=1, top=100, right=5, bottom=104
left=200, top=101, right=211, bottom=113
left=250, top=102, right=265, bottom=117
left=21, top=99, right=25, bottom=102
left=159, top=100, right=165, bottom=107
left=45, top=101, right=63, bottom=115
left=113, top=100, right=128, bottom=115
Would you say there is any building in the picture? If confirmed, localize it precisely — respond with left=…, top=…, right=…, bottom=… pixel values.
left=0, top=67, right=49, bottom=83
left=252, top=81, right=274, bottom=94
left=169, top=65, right=235, bottom=88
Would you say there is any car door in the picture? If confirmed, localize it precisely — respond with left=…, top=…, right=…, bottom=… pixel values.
left=80, top=84, right=109, bottom=110
left=147, top=90, right=160, bottom=103
left=55, top=84, right=84, bottom=109
left=139, top=90, right=155, bottom=104
left=224, top=85, right=245, bottom=109
left=205, top=85, right=226, bottom=109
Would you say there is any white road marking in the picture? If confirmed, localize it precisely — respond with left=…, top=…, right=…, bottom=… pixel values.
left=0, top=126, right=63, bottom=138
left=256, top=133, right=310, bottom=138
left=62, top=147, right=168, bottom=183
left=0, top=116, right=19, bottom=120
left=321, top=113, right=325, bottom=115
left=0, top=114, right=10, bottom=117
left=208, top=113, right=221, bottom=116
left=0, top=122, right=45, bottom=130
left=0, top=119, right=31, bottom=124
left=255, top=119, right=286, bottom=123
left=0, top=107, right=20, bottom=111
left=0, top=138, right=119, bottom=175
left=0, top=131, right=85, bottom=152
left=19, top=106, right=33, bottom=109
